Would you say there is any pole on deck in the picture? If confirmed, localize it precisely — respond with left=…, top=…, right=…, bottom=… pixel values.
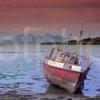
left=68, top=30, right=83, bottom=64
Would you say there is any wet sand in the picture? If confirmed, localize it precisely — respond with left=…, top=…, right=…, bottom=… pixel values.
left=0, top=91, right=100, bottom=100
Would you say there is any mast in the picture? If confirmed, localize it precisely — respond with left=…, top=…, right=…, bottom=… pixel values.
left=63, top=33, right=72, bottom=52
left=86, top=38, right=92, bottom=67
left=73, top=30, right=83, bottom=53
left=68, top=30, right=83, bottom=64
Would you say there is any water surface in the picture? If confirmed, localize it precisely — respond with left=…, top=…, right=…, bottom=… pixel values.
left=0, top=44, right=100, bottom=98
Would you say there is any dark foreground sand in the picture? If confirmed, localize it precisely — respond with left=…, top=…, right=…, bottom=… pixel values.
left=0, top=92, right=100, bottom=100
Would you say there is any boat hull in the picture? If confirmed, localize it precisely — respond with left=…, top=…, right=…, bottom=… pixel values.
left=43, top=63, right=89, bottom=93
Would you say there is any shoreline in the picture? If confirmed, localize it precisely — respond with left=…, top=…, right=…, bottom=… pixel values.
left=0, top=43, right=100, bottom=45
left=0, top=91, right=100, bottom=100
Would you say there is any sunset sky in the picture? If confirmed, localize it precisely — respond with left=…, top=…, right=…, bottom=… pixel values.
left=0, top=0, right=100, bottom=37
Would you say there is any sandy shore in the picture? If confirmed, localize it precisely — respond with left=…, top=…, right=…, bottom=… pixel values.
left=0, top=91, right=100, bottom=100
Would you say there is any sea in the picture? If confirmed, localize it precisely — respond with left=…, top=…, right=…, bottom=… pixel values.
left=0, top=44, right=100, bottom=98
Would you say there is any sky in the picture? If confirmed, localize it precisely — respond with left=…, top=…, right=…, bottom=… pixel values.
left=0, top=0, right=100, bottom=37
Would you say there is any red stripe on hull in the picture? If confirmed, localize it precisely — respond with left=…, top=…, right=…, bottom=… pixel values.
left=44, top=64, right=81, bottom=83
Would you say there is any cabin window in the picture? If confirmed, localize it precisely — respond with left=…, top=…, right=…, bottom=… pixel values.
left=55, top=52, right=64, bottom=61
left=63, top=52, right=70, bottom=62
left=70, top=55, right=78, bottom=65
left=57, top=52, right=64, bottom=58
left=63, top=55, right=70, bottom=61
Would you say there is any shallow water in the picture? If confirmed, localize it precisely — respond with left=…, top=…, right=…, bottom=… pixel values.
left=0, top=44, right=100, bottom=98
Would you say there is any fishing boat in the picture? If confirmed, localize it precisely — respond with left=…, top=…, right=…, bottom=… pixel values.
left=43, top=31, right=92, bottom=93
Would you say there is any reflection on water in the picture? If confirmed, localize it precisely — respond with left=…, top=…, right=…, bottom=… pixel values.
left=0, top=44, right=100, bottom=98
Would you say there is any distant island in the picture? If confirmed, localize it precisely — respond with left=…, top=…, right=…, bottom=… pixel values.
left=0, top=34, right=100, bottom=45
left=41, top=37, right=100, bottom=45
